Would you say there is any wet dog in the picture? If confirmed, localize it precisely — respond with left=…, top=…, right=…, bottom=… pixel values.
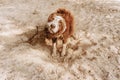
left=45, top=8, right=74, bottom=57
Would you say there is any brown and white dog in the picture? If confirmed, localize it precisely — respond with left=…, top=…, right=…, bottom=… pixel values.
left=45, top=8, right=74, bottom=57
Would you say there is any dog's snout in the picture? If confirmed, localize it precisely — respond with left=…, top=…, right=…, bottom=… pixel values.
left=50, top=24, right=55, bottom=29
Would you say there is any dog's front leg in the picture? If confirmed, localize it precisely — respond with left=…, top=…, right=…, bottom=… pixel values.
left=52, top=42, right=57, bottom=57
left=52, top=38, right=57, bottom=57
left=61, top=43, right=67, bottom=57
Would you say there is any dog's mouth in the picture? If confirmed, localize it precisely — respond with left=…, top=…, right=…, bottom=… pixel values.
left=48, top=27, right=55, bottom=34
left=50, top=29, right=54, bottom=33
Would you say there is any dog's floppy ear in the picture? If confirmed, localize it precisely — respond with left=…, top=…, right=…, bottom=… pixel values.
left=44, top=25, right=49, bottom=33
left=57, top=8, right=74, bottom=36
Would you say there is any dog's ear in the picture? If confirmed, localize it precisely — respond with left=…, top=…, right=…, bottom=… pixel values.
left=44, top=25, right=48, bottom=32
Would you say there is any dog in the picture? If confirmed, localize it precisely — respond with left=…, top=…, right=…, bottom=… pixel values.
left=45, top=8, right=74, bottom=57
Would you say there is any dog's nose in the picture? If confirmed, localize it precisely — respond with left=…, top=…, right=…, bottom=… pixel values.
left=51, top=24, right=55, bottom=29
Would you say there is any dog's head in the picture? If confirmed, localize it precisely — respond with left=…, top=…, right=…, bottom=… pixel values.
left=47, top=13, right=66, bottom=34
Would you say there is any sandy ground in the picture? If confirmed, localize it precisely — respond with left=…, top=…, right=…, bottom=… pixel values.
left=0, top=0, right=120, bottom=80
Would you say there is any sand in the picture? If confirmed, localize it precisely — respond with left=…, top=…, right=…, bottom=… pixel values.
left=0, top=0, right=120, bottom=80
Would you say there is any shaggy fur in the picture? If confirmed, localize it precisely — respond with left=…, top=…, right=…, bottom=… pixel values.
left=45, top=8, right=74, bottom=56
